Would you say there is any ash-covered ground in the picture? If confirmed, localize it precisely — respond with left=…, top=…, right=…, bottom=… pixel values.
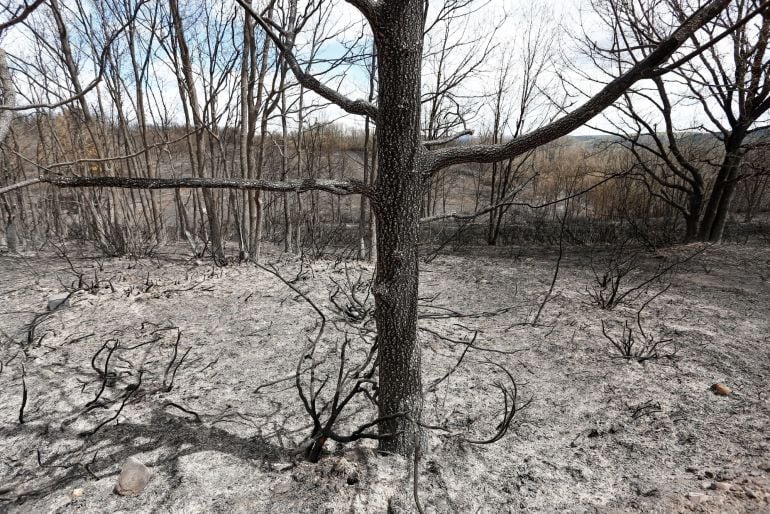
left=1, top=242, right=769, bottom=513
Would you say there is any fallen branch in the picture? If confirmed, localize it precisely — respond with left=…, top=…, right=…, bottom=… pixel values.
left=86, top=340, right=119, bottom=408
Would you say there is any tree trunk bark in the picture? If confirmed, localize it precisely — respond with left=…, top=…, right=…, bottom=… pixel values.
left=250, top=15, right=272, bottom=262
left=708, top=176, right=738, bottom=242
left=698, top=134, right=744, bottom=242
left=169, top=0, right=225, bottom=263
left=683, top=185, right=703, bottom=242
left=371, top=0, right=425, bottom=456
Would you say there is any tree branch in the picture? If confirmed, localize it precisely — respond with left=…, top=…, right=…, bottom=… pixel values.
left=423, top=129, right=473, bottom=148
left=425, top=0, right=730, bottom=172
left=0, top=177, right=39, bottom=195
left=0, top=49, right=14, bottom=142
left=0, top=7, right=138, bottom=112
left=420, top=171, right=625, bottom=223
left=344, top=0, right=378, bottom=26
left=0, top=0, right=46, bottom=34
left=656, top=0, right=770, bottom=76
left=0, top=175, right=374, bottom=198
left=236, top=0, right=378, bottom=120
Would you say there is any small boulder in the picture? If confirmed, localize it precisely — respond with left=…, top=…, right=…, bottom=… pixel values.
left=710, top=383, right=731, bottom=396
left=710, top=481, right=732, bottom=491
left=71, top=488, right=84, bottom=498
left=270, top=462, right=293, bottom=472
left=114, top=457, right=151, bottom=496
left=48, top=293, right=70, bottom=311
left=686, top=492, right=709, bottom=505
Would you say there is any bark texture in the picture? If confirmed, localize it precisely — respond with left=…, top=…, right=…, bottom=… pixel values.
left=370, top=0, right=427, bottom=456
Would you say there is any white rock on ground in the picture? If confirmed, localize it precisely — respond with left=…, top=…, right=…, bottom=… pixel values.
left=114, top=457, right=151, bottom=496
left=47, top=293, right=69, bottom=311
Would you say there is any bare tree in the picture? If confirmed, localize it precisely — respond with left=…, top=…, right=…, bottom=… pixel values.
left=1, top=0, right=734, bottom=456
left=165, top=0, right=233, bottom=263
left=587, top=0, right=770, bottom=242
left=480, top=7, right=559, bottom=245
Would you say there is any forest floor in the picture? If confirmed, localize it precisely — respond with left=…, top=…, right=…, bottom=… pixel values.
left=1, top=240, right=769, bottom=513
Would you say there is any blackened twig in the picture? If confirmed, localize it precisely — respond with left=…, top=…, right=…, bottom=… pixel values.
left=413, top=425, right=425, bottom=514
left=164, top=402, right=202, bottom=422
left=19, top=363, right=27, bottom=424
left=86, top=340, right=119, bottom=407
left=162, top=330, right=182, bottom=389
left=532, top=203, right=567, bottom=325
left=425, top=334, right=475, bottom=393
left=80, top=371, right=143, bottom=437
left=164, top=347, right=191, bottom=392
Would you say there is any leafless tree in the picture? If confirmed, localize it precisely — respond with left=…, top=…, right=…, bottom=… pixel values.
left=587, top=0, right=770, bottom=242
left=1, top=0, right=735, bottom=457
left=480, top=6, right=559, bottom=245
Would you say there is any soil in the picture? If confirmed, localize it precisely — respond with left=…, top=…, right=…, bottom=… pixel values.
left=0, top=241, right=769, bottom=513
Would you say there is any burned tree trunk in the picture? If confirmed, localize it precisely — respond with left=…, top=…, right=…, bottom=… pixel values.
left=698, top=132, right=746, bottom=242
left=370, top=0, right=426, bottom=456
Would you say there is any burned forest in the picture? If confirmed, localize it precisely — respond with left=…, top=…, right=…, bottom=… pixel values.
left=1, top=0, right=769, bottom=512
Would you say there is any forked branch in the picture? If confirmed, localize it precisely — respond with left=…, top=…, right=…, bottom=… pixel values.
left=236, top=0, right=378, bottom=120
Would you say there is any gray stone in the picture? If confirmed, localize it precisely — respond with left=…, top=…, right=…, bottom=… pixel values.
left=711, top=481, right=732, bottom=491
left=114, top=457, right=151, bottom=496
left=48, top=293, right=70, bottom=311
left=686, top=492, right=709, bottom=505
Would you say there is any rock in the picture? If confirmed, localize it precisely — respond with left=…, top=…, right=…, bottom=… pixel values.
left=744, top=488, right=757, bottom=499
left=710, top=481, right=732, bottom=491
left=71, top=488, right=84, bottom=498
left=701, top=481, right=713, bottom=489
left=686, top=492, right=709, bottom=505
left=710, top=383, right=731, bottom=396
left=48, top=293, right=70, bottom=311
left=114, top=457, right=151, bottom=496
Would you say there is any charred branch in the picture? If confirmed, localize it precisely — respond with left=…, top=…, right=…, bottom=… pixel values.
left=0, top=175, right=374, bottom=198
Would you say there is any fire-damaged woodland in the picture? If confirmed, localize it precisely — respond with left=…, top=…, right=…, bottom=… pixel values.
left=0, top=0, right=769, bottom=512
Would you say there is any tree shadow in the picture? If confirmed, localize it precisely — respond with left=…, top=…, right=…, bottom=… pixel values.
left=0, top=406, right=292, bottom=507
